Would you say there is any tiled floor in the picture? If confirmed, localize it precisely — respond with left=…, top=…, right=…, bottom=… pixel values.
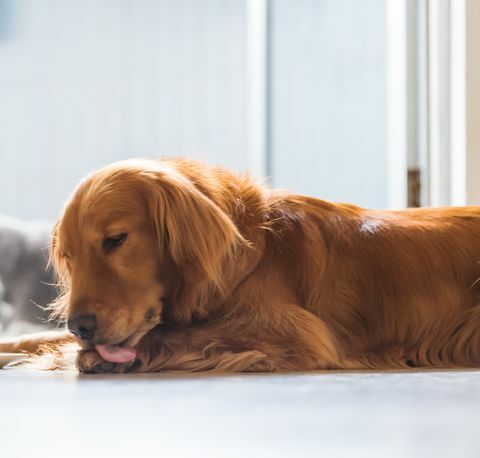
left=1, top=368, right=479, bottom=458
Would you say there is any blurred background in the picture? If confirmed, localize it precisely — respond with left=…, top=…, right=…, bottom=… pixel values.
left=0, top=0, right=479, bottom=335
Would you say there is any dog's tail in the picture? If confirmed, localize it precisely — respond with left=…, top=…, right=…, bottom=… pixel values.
left=0, top=330, right=77, bottom=370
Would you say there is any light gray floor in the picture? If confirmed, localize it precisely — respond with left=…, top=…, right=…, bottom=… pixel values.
left=1, top=369, right=480, bottom=458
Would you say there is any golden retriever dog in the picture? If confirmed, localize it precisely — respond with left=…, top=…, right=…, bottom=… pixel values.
left=1, top=158, right=480, bottom=373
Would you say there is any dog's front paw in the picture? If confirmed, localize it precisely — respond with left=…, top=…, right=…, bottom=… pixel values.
left=76, top=350, right=134, bottom=374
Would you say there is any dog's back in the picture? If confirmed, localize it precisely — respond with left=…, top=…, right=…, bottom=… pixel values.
left=278, top=198, right=480, bottom=367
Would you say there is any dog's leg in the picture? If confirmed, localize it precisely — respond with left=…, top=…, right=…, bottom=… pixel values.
left=75, top=327, right=271, bottom=374
left=0, top=329, right=75, bottom=354
left=76, top=304, right=344, bottom=374
left=83, top=306, right=342, bottom=374
left=424, top=303, right=480, bottom=368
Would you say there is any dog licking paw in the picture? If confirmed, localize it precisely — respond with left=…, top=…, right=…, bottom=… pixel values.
left=76, top=350, right=135, bottom=374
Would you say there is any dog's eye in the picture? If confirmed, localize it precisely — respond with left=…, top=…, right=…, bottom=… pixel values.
left=102, top=233, right=128, bottom=253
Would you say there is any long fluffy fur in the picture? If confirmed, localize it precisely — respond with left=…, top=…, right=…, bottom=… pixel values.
left=2, top=158, right=480, bottom=372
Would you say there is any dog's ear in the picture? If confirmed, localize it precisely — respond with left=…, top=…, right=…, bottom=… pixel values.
left=142, top=166, right=245, bottom=324
left=46, top=221, right=70, bottom=322
left=49, top=221, right=62, bottom=274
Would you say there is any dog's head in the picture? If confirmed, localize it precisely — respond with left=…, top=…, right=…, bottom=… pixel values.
left=50, top=159, right=244, bottom=354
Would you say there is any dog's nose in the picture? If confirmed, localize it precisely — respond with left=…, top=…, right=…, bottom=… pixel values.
left=68, top=313, right=97, bottom=341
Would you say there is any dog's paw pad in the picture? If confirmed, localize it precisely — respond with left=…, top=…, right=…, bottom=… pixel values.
left=92, top=361, right=116, bottom=373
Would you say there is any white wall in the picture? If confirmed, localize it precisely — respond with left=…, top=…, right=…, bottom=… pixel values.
left=0, top=0, right=247, bottom=220
left=270, top=0, right=388, bottom=208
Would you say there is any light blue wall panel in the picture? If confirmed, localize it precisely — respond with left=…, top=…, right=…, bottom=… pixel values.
left=270, top=0, right=388, bottom=208
left=0, top=0, right=247, bottom=219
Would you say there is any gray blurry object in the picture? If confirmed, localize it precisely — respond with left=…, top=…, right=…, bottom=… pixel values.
left=0, top=278, right=14, bottom=331
left=0, top=215, right=56, bottom=329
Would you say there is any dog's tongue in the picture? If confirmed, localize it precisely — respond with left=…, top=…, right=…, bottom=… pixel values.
left=95, top=344, right=137, bottom=363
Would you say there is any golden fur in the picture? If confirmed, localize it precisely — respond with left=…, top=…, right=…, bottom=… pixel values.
left=1, top=158, right=480, bottom=373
